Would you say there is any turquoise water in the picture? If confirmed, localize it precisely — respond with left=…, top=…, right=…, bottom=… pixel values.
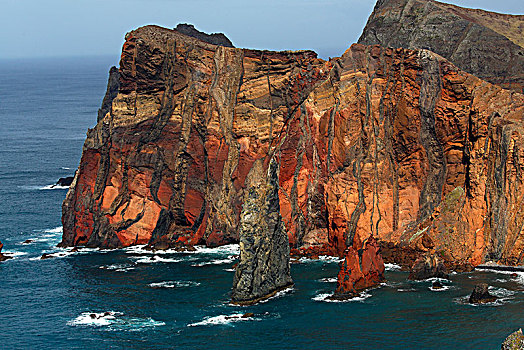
left=0, top=57, right=523, bottom=349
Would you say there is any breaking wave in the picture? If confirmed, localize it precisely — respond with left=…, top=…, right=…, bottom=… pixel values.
left=67, top=311, right=165, bottom=331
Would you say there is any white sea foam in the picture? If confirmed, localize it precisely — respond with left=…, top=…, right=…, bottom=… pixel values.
left=149, top=281, right=201, bottom=288
left=1, top=250, right=28, bottom=261
left=39, top=184, right=70, bottom=190
left=480, top=269, right=524, bottom=286
left=298, top=255, right=342, bottom=264
left=67, top=312, right=121, bottom=326
left=124, top=243, right=240, bottom=256
left=318, top=277, right=337, bottom=283
left=188, top=313, right=259, bottom=327
left=61, top=167, right=73, bottom=170
left=67, top=312, right=165, bottom=331
left=99, top=263, right=135, bottom=271
left=3, top=250, right=28, bottom=257
left=133, top=255, right=183, bottom=264
left=193, top=244, right=240, bottom=255
left=44, top=226, right=63, bottom=234
left=312, top=291, right=372, bottom=303
left=397, top=288, right=417, bottom=292
left=413, top=277, right=452, bottom=284
left=191, top=257, right=236, bottom=267
left=429, top=285, right=452, bottom=292
left=256, top=287, right=294, bottom=304
left=454, top=286, right=516, bottom=307
left=385, top=263, right=402, bottom=271
left=223, top=268, right=236, bottom=272
left=489, top=286, right=516, bottom=298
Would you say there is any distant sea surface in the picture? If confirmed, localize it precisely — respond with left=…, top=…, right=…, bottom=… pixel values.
left=0, top=57, right=523, bottom=349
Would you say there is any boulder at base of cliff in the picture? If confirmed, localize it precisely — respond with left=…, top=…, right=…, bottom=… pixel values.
left=329, top=236, right=385, bottom=300
left=469, top=283, right=497, bottom=304
left=52, top=176, right=74, bottom=188
left=408, top=254, right=449, bottom=280
left=502, top=329, right=524, bottom=350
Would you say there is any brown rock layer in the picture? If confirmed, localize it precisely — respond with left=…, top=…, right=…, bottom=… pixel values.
left=62, top=25, right=524, bottom=271
left=358, top=0, right=524, bottom=93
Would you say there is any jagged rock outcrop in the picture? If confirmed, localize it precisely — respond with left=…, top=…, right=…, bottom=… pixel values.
left=174, top=23, right=234, bottom=48
left=502, top=329, right=524, bottom=350
left=52, top=176, right=74, bottom=188
left=231, top=158, right=293, bottom=305
left=330, top=236, right=385, bottom=299
left=97, top=66, right=120, bottom=122
left=62, top=24, right=524, bottom=273
left=408, top=254, right=448, bottom=280
left=358, top=0, right=524, bottom=93
left=469, top=283, right=497, bottom=304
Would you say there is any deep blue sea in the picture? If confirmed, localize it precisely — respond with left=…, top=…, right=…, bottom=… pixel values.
left=0, top=57, right=523, bottom=349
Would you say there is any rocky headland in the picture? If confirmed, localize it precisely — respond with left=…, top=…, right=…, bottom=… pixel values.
left=61, top=2, right=524, bottom=302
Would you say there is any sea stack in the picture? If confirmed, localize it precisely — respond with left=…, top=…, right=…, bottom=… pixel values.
left=330, top=236, right=385, bottom=300
left=231, top=158, right=293, bottom=305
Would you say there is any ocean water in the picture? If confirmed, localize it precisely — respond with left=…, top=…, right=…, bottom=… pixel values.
left=0, top=57, right=523, bottom=350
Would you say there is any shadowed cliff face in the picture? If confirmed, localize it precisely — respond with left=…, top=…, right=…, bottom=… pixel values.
left=358, top=0, right=524, bottom=93
left=62, top=24, right=524, bottom=271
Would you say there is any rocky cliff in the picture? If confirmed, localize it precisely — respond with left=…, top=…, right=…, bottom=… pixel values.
left=62, top=22, right=524, bottom=286
left=358, top=0, right=524, bottom=93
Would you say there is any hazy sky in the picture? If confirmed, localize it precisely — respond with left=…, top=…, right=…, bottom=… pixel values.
left=1, top=0, right=522, bottom=61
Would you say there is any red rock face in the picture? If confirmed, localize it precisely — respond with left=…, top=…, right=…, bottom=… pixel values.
left=332, top=236, right=385, bottom=298
left=62, top=25, right=524, bottom=271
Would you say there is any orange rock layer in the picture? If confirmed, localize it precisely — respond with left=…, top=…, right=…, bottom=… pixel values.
left=62, top=25, right=524, bottom=270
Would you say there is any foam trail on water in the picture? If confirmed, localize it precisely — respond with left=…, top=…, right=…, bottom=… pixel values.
left=149, top=281, right=201, bottom=288
left=39, top=184, right=70, bottom=190
left=188, top=314, right=259, bottom=327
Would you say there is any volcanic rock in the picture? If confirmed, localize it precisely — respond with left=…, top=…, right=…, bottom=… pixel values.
left=330, top=236, right=385, bottom=299
left=22, top=239, right=34, bottom=244
left=61, top=24, right=524, bottom=274
left=468, top=283, right=497, bottom=304
left=97, top=66, right=120, bottom=122
left=502, top=329, right=524, bottom=350
left=231, top=158, right=293, bottom=305
left=0, top=241, right=12, bottom=262
left=408, top=254, right=449, bottom=280
left=174, top=23, right=234, bottom=47
left=358, top=0, right=524, bottom=93
left=40, top=253, right=55, bottom=260
left=432, top=281, right=444, bottom=290
left=53, top=176, right=74, bottom=188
